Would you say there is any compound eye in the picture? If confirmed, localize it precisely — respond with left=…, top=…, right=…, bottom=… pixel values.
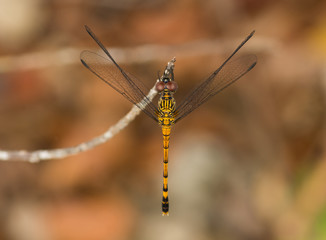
left=166, top=81, right=178, bottom=92
left=155, top=81, right=165, bottom=92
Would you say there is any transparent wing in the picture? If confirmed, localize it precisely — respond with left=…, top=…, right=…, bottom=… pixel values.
left=174, top=32, right=257, bottom=123
left=80, top=26, right=159, bottom=122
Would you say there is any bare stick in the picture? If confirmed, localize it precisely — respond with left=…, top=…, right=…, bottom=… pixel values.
left=0, top=87, right=157, bottom=162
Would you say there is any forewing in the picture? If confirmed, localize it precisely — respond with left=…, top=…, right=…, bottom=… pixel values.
left=175, top=54, right=257, bottom=123
left=80, top=26, right=158, bottom=122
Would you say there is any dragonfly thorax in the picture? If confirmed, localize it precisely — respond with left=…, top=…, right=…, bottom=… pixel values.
left=157, top=89, right=176, bottom=126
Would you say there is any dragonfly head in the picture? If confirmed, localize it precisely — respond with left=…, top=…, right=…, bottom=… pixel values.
left=155, top=58, right=178, bottom=93
left=155, top=79, right=178, bottom=93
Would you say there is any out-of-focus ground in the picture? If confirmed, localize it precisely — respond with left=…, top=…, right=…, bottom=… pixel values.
left=1, top=0, right=326, bottom=240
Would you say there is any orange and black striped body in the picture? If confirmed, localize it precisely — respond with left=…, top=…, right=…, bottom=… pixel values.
left=81, top=27, right=256, bottom=216
left=157, top=88, right=176, bottom=216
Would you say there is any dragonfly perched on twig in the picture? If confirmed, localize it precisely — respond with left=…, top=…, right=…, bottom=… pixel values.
left=80, top=26, right=257, bottom=216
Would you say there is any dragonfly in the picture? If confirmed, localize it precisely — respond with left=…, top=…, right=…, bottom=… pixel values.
left=80, top=25, right=257, bottom=216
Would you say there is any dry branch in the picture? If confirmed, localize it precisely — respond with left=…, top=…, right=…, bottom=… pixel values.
left=0, top=87, right=157, bottom=162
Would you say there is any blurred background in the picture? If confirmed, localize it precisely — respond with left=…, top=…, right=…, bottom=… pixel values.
left=1, top=0, right=326, bottom=239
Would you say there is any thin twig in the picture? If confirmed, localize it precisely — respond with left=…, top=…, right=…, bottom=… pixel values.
left=0, top=87, right=157, bottom=162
